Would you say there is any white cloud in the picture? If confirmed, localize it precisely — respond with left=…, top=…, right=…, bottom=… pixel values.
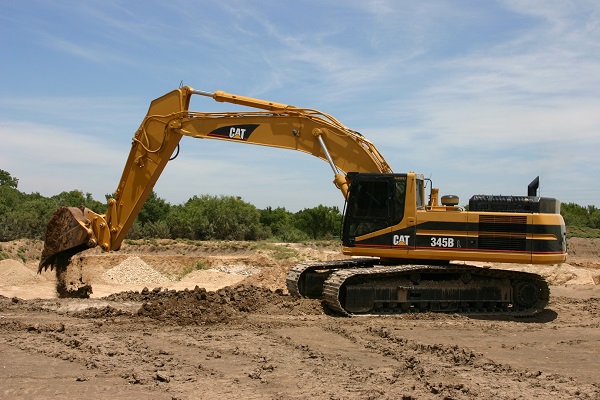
left=0, top=121, right=126, bottom=198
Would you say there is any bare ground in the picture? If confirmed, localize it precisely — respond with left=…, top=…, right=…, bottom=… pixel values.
left=0, top=238, right=599, bottom=399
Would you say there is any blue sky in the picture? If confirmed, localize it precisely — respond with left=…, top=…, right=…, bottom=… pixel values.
left=1, top=0, right=599, bottom=211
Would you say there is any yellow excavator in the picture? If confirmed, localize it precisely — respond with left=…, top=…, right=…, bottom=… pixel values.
left=39, top=86, right=566, bottom=315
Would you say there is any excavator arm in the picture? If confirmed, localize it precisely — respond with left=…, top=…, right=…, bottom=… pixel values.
left=39, top=86, right=392, bottom=271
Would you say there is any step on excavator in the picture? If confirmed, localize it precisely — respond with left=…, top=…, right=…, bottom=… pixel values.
left=39, top=86, right=566, bottom=315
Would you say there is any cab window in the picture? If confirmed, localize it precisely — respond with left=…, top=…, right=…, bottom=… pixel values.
left=416, top=178, right=424, bottom=209
left=347, top=179, right=389, bottom=237
left=392, top=179, right=406, bottom=224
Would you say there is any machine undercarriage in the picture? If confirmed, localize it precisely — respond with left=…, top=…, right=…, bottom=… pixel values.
left=287, top=259, right=549, bottom=316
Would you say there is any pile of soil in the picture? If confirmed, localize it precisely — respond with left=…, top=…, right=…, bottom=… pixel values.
left=102, top=256, right=171, bottom=285
left=99, top=284, right=323, bottom=325
left=0, top=259, right=46, bottom=286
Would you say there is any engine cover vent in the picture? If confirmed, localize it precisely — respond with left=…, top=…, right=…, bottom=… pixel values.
left=469, top=195, right=561, bottom=214
left=477, top=215, right=527, bottom=251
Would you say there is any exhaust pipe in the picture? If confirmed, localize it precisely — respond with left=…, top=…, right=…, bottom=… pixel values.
left=528, top=176, right=539, bottom=197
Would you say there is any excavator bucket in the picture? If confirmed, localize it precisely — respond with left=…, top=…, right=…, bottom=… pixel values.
left=38, top=206, right=94, bottom=273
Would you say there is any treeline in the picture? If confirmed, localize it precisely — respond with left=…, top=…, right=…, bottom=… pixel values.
left=560, top=203, right=600, bottom=230
left=2, top=169, right=599, bottom=242
left=0, top=170, right=341, bottom=242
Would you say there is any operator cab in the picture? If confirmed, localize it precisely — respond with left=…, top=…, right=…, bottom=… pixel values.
left=342, top=173, right=422, bottom=247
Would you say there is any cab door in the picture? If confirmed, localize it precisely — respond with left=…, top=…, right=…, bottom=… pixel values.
left=389, top=175, right=415, bottom=250
left=342, top=174, right=407, bottom=248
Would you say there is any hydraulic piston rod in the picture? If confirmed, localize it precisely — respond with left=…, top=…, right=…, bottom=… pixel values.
left=314, top=129, right=350, bottom=198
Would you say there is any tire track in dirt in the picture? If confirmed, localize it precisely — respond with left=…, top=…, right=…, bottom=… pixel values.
left=140, top=320, right=398, bottom=399
left=1, top=317, right=171, bottom=386
left=2, top=282, right=600, bottom=399
left=262, top=323, right=401, bottom=398
left=3, top=310, right=599, bottom=400
left=319, top=322, right=599, bottom=399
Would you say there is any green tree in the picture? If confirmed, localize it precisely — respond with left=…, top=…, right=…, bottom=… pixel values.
left=0, top=169, right=18, bottom=189
left=293, top=205, right=342, bottom=240
left=561, top=202, right=590, bottom=227
left=260, top=206, right=308, bottom=242
left=166, top=195, right=268, bottom=240
left=260, top=206, right=290, bottom=227
left=137, top=191, right=171, bottom=225
left=0, top=193, right=53, bottom=240
left=0, top=185, right=22, bottom=215
left=590, top=209, right=600, bottom=229
left=142, top=220, right=171, bottom=238
left=172, top=196, right=214, bottom=239
left=165, top=204, right=197, bottom=239
left=51, top=190, right=107, bottom=214
left=202, top=195, right=267, bottom=240
left=126, top=220, right=143, bottom=240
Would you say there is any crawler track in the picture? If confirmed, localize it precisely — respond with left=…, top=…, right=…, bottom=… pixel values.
left=286, top=259, right=549, bottom=316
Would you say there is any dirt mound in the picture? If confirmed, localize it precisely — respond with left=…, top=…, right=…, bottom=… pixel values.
left=102, top=256, right=171, bottom=285
left=70, top=305, right=133, bottom=319
left=102, top=284, right=322, bottom=325
left=207, top=260, right=260, bottom=275
left=491, top=262, right=600, bottom=286
left=0, top=259, right=45, bottom=286
left=567, top=237, right=600, bottom=258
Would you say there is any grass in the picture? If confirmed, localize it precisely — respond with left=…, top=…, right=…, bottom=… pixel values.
left=250, top=242, right=300, bottom=260
left=17, top=246, right=27, bottom=262
left=109, top=238, right=337, bottom=261
left=566, top=226, right=600, bottom=238
left=176, top=260, right=211, bottom=280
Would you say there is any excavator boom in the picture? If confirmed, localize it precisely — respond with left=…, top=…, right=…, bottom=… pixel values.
left=39, top=86, right=392, bottom=272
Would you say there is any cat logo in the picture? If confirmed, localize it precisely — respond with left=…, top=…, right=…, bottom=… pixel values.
left=229, top=127, right=247, bottom=139
left=392, top=234, right=410, bottom=246
left=208, top=124, right=259, bottom=141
